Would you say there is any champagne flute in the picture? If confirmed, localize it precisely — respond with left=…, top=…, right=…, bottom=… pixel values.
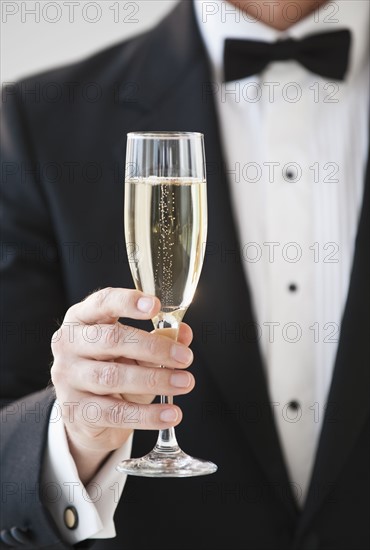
left=116, top=131, right=218, bottom=477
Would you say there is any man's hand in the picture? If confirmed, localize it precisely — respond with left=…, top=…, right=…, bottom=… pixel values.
left=50, top=287, right=194, bottom=484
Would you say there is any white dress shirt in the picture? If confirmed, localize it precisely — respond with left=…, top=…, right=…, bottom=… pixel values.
left=42, top=402, right=133, bottom=542
left=43, top=0, right=370, bottom=542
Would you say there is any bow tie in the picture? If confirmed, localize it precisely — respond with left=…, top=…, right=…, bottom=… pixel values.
left=223, top=29, right=351, bottom=82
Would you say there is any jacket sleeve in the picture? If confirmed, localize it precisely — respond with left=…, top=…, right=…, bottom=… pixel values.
left=0, top=85, right=74, bottom=547
left=0, top=388, right=74, bottom=548
left=0, top=82, right=67, bottom=404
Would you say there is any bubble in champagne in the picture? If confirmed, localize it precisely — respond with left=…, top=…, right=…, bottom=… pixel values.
left=155, top=181, right=174, bottom=306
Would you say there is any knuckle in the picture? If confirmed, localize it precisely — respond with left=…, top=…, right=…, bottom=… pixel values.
left=50, top=363, right=61, bottom=386
left=147, top=334, right=164, bottom=357
left=51, top=332, right=62, bottom=354
left=51, top=320, right=80, bottom=354
left=50, top=358, right=75, bottom=388
left=146, top=368, right=159, bottom=390
left=51, top=326, right=68, bottom=353
left=101, top=324, right=120, bottom=348
left=65, top=303, right=80, bottom=320
left=96, top=363, right=120, bottom=389
left=117, top=290, right=132, bottom=313
left=106, top=401, right=125, bottom=424
left=106, top=401, right=143, bottom=426
left=93, top=287, right=114, bottom=309
left=51, top=327, right=61, bottom=342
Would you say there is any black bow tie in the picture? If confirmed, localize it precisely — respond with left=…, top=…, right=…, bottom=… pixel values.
left=223, top=29, right=351, bottom=82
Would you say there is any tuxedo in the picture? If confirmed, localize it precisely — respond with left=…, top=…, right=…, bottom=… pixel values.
left=1, top=1, right=369, bottom=549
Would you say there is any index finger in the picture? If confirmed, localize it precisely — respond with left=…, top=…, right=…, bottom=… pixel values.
left=64, top=287, right=161, bottom=325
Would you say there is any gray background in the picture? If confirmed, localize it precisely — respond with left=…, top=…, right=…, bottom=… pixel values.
left=0, top=1, right=179, bottom=84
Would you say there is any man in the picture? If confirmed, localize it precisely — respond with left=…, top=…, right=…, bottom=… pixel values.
left=1, top=0, right=369, bottom=548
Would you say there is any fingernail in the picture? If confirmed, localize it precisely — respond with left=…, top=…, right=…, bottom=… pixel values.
left=171, top=345, right=193, bottom=364
left=170, top=372, right=191, bottom=388
left=160, top=408, right=178, bottom=422
left=137, top=297, right=154, bottom=313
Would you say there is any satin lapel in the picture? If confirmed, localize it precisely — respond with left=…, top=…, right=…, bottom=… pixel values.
left=295, top=132, right=370, bottom=538
left=111, top=0, right=298, bottom=519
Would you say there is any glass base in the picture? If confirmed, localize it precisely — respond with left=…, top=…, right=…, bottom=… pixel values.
left=116, top=445, right=218, bottom=478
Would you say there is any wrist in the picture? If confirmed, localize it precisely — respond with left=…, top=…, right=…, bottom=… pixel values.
left=64, top=426, right=112, bottom=485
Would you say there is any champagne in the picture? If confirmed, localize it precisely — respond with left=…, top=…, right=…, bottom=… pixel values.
left=124, top=176, right=207, bottom=323
left=118, top=132, right=218, bottom=477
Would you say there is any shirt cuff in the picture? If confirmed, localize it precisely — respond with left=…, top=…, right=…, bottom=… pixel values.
left=41, top=400, right=133, bottom=545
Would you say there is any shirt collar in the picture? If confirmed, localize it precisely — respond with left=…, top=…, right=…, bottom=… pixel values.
left=193, top=0, right=369, bottom=82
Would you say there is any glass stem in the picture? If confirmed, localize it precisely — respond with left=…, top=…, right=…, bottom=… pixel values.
left=153, top=313, right=182, bottom=454
left=154, top=394, right=180, bottom=452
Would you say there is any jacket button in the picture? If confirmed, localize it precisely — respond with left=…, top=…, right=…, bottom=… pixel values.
left=0, top=529, right=16, bottom=546
left=64, top=506, right=79, bottom=530
left=10, top=526, right=31, bottom=545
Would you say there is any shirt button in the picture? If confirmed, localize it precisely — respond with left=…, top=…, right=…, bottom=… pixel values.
left=283, top=167, right=298, bottom=182
left=64, top=506, right=79, bottom=530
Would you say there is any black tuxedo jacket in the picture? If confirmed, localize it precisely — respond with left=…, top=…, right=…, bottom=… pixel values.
left=1, top=2, right=369, bottom=549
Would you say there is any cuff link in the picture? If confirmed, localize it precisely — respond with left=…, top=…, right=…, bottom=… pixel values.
left=64, top=506, right=79, bottom=530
